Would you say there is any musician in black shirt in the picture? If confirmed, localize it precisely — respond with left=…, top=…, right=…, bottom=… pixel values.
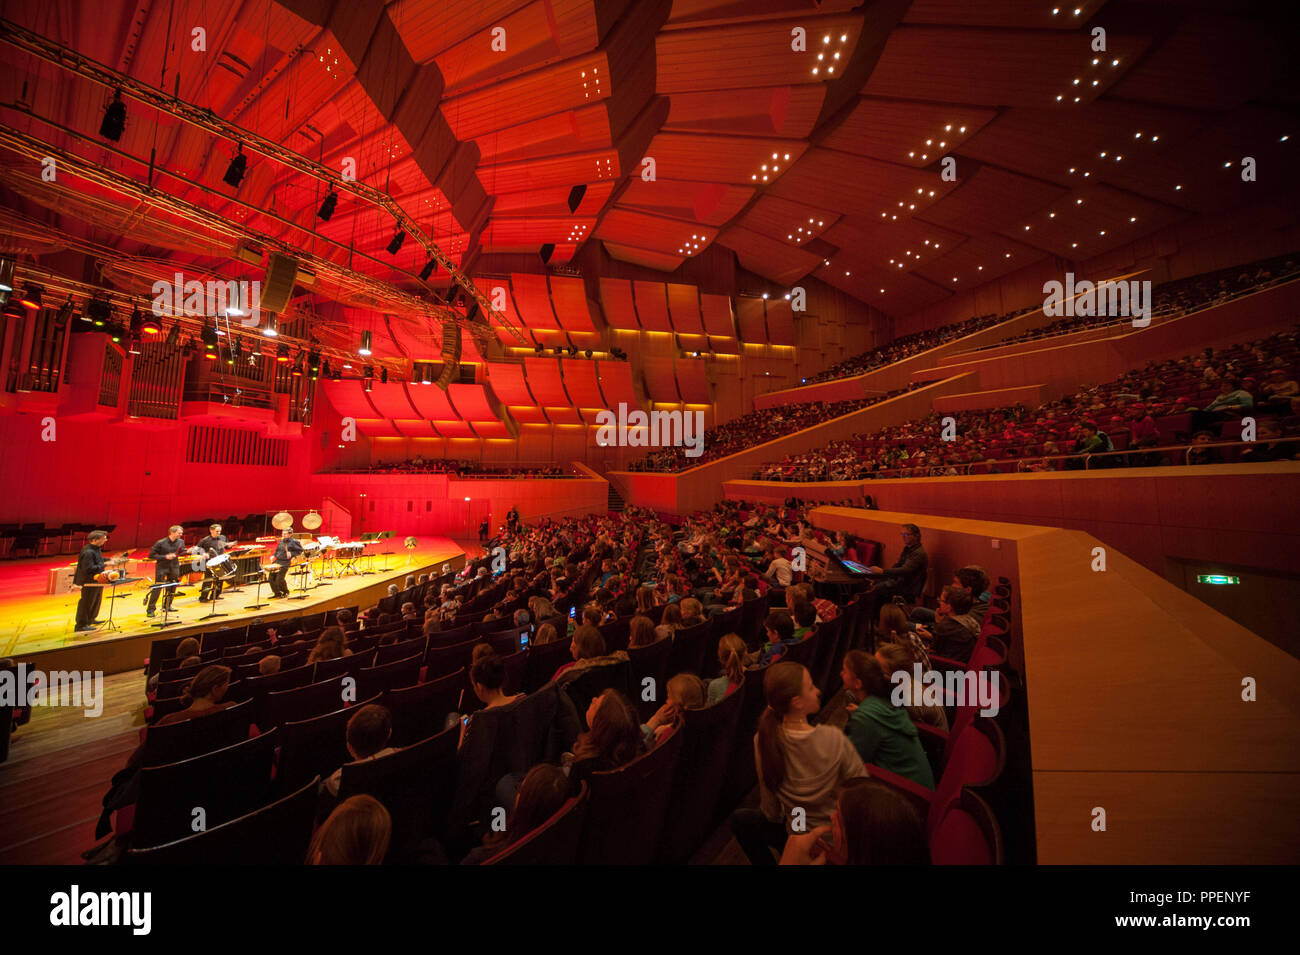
left=145, top=525, right=186, bottom=616
left=197, top=523, right=229, bottom=602
left=73, top=530, right=109, bottom=632
left=268, top=528, right=304, bottom=598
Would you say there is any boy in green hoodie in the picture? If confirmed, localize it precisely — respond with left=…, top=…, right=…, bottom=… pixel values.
left=841, top=650, right=935, bottom=790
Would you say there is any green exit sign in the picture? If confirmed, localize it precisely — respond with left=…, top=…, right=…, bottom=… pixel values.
left=1196, top=575, right=1240, bottom=585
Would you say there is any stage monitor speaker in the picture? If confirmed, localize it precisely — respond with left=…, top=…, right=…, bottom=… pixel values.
left=260, top=253, right=300, bottom=315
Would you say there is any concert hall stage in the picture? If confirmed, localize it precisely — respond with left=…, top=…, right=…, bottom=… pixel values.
left=0, top=538, right=467, bottom=676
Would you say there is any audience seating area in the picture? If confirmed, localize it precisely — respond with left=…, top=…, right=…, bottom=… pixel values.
left=753, top=327, right=1300, bottom=481
left=95, top=503, right=1026, bottom=866
left=328, top=460, right=573, bottom=478
left=805, top=308, right=1035, bottom=384
left=626, top=388, right=920, bottom=473
left=959, top=253, right=1300, bottom=355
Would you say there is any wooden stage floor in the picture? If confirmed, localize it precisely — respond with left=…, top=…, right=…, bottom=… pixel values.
left=0, top=539, right=467, bottom=674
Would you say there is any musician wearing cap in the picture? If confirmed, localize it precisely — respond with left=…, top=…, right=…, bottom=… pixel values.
left=73, top=530, right=109, bottom=632
left=197, top=523, right=229, bottom=603
left=145, top=525, right=186, bottom=617
left=268, top=527, right=304, bottom=598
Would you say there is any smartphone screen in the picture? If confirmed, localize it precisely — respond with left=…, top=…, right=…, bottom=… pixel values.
left=520, top=632, right=529, bottom=650
left=569, top=606, right=576, bottom=618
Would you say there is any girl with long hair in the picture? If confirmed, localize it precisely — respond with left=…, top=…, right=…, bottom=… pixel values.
left=307, top=626, right=351, bottom=664
left=730, top=662, right=864, bottom=865
left=568, top=689, right=643, bottom=788
left=307, top=794, right=391, bottom=865
left=706, top=633, right=747, bottom=705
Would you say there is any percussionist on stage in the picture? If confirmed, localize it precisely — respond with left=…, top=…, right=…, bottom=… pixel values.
left=268, top=528, right=304, bottom=598
left=73, top=529, right=109, bottom=632
left=197, top=523, right=229, bottom=602
left=145, top=525, right=186, bottom=617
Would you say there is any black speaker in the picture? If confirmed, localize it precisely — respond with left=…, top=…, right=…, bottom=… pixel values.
left=567, top=184, right=587, bottom=214
left=539, top=243, right=555, bottom=264
left=260, top=253, right=299, bottom=315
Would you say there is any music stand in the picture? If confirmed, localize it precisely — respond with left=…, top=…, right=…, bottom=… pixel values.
left=287, top=559, right=312, bottom=601
left=245, top=567, right=270, bottom=611
left=378, top=530, right=395, bottom=573
left=148, top=580, right=183, bottom=629
left=358, top=533, right=379, bottom=576
left=98, top=575, right=143, bottom=634
left=199, top=579, right=230, bottom=621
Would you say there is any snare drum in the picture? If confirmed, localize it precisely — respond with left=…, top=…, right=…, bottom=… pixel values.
left=207, top=553, right=237, bottom=580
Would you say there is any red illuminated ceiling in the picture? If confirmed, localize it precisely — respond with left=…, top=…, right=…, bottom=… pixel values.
left=0, top=0, right=1294, bottom=335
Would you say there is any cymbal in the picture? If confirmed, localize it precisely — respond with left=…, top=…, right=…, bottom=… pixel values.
left=302, top=510, right=323, bottom=530
left=271, top=511, right=294, bottom=530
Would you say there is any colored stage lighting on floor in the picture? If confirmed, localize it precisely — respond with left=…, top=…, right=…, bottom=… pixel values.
left=100, top=90, right=126, bottom=141
left=223, top=147, right=248, bottom=188
left=317, top=189, right=338, bottom=221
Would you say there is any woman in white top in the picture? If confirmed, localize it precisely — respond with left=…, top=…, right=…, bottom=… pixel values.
left=731, top=661, right=866, bottom=865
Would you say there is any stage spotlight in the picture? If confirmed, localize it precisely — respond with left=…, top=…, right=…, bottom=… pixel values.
left=249, top=339, right=263, bottom=358
left=317, top=189, right=338, bottom=221
left=106, top=323, right=124, bottom=344
left=0, top=257, right=13, bottom=293
left=292, top=352, right=304, bottom=376
left=418, top=258, right=436, bottom=281
left=553, top=346, right=564, bottom=355
left=165, top=323, right=180, bottom=346
left=386, top=228, right=406, bottom=255
left=568, top=345, right=578, bottom=357
left=223, top=146, right=248, bottom=188
left=18, top=284, right=42, bottom=310
left=275, top=343, right=290, bottom=362
left=200, top=323, right=219, bottom=349
left=3, top=300, right=25, bottom=319
left=57, top=298, right=76, bottom=325
left=363, top=377, right=373, bottom=392
left=128, top=336, right=142, bottom=355
left=140, top=310, right=161, bottom=335
left=99, top=90, right=126, bottom=141
left=308, top=350, right=321, bottom=374
left=585, top=349, right=593, bottom=359
left=87, top=296, right=111, bottom=326
left=262, top=314, right=279, bottom=337
left=380, top=368, right=388, bottom=384
left=358, top=330, right=373, bottom=356
left=534, top=343, right=544, bottom=355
